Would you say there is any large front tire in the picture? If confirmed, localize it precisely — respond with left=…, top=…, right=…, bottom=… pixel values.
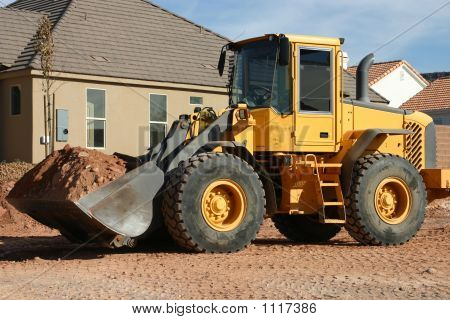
left=345, top=154, right=426, bottom=245
left=162, top=153, right=265, bottom=253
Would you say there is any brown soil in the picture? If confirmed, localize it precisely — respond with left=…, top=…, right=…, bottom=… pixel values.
left=0, top=200, right=448, bottom=300
left=427, top=197, right=450, bottom=218
left=0, top=164, right=54, bottom=236
left=9, top=145, right=126, bottom=202
left=0, top=155, right=448, bottom=299
left=0, top=162, right=34, bottom=184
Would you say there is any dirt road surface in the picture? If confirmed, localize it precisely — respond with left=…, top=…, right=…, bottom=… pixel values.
left=1, top=200, right=449, bottom=300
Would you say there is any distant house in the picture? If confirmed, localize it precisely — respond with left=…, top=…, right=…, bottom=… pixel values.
left=402, top=76, right=450, bottom=125
left=348, top=60, right=429, bottom=108
left=0, top=0, right=230, bottom=163
left=422, top=72, right=450, bottom=83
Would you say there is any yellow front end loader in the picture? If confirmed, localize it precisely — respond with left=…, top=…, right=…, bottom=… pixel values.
left=9, top=34, right=450, bottom=252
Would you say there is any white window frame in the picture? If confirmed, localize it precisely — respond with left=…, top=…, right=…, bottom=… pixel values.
left=86, top=88, right=107, bottom=150
left=10, top=84, right=22, bottom=117
left=149, top=93, right=168, bottom=148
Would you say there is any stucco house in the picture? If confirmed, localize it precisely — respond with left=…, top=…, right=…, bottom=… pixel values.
left=402, top=76, right=450, bottom=125
left=348, top=60, right=429, bottom=108
left=0, top=0, right=230, bottom=163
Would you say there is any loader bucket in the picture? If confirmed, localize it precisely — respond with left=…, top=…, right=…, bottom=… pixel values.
left=7, top=161, right=165, bottom=246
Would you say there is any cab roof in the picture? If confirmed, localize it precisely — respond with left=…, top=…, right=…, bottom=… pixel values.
left=233, top=34, right=342, bottom=47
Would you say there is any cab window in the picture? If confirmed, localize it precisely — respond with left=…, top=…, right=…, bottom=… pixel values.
left=299, top=48, right=332, bottom=113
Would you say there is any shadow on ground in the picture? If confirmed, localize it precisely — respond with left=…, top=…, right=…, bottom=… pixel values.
left=0, top=229, right=219, bottom=261
left=0, top=232, right=364, bottom=262
left=253, top=237, right=360, bottom=247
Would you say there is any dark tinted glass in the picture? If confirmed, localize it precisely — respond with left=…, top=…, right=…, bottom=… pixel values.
left=150, top=94, right=167, bottom=122
left=11, top=86, right=21, bottom=115
left=299, top=49, right=332, bottom=112
left=150, top=123, right=166, bottom=147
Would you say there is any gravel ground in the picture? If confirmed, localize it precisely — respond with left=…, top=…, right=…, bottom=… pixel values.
left=0, top=162, right=34, bottom=184
left=0, top=208, right=448, bottom=300
left=1, top=159, right=448, bottom=300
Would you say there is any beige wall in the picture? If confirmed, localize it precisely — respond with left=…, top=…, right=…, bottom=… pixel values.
left=31, top=76, right=228, bottom=163
left=0, top=74, right=33, bottom=162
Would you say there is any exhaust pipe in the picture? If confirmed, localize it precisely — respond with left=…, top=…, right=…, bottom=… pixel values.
left=356, top=53, right=375, bottom=102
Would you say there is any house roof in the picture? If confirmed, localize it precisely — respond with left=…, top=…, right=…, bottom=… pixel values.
left=343, top=70, right=389, bottom=104
left=4, top=0, right=230, bottom=88
left=8, top=0, right=70, bottom=24
left=402, top=76, right=450, bottom=111
left=1, top=0, right=390, bottom=101
left=0, top=8, right=42, bottom=68
left=347, top=60, right=429, bottom=86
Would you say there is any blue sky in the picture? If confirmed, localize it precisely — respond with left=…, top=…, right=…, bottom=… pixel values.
left=2, top=0, right=450, bottom=72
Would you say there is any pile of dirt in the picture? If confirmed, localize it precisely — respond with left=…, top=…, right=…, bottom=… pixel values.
left=0, top=162, right=52, bottom=235
left=1, top=181, right=50, bottom=235
left=9, top=145, right=127, bottom=202
left=0, top=162, right=34, bottom=183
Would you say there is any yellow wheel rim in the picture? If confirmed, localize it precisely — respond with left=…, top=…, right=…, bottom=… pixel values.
left=201, top=179, right=247, bottom=232
left=374, top=177, right=411, bottom=225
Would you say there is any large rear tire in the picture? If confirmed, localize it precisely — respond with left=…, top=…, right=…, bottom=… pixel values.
left=162, top=153, right=265, bottom=253
left=272, top=215, right=342, bottom=243
left=345, top=154, right=426, bottom=245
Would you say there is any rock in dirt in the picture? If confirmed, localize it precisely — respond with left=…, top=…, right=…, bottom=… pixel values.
left=9, top=145, right=127, bottom=202
left=424, top=267, right=437, bottom=274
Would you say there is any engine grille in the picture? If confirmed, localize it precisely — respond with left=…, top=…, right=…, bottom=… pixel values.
left=404, top=121, right=424, bottom=170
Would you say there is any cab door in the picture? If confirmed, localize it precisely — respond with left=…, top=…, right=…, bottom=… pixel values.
left=294, top=45, right=336, bottom=151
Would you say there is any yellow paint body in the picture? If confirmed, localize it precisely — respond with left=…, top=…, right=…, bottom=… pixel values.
left=197, top=34, right=448, bottom=215
left=241, top=35, right=434, bottom=161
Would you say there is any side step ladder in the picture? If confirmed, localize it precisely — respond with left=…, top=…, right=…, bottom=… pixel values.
left=305, top=154, right=346, bottom=224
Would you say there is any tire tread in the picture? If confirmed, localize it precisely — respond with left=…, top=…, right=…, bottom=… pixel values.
left=162, top=152, right=265, bottom=253
left=345, top=153, right=426, bottom=246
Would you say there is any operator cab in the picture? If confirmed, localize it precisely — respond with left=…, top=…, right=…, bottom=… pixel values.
left=219, top=35, right=291, bottom=114
left=218, top=34, right=342, bottom=152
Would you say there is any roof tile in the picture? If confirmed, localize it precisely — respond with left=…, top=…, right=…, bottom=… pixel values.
left=401, top=76, right=450, bottom=111
left=347, top=60, right=428, bottom=86
left=0, top=8, right=42, bottom=67
left=343, top=70, right=388, bottom=103
left=7, top=0, right=229, bottom=87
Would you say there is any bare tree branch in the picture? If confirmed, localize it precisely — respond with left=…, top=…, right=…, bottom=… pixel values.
left=35, top=16, right=55, bottom=156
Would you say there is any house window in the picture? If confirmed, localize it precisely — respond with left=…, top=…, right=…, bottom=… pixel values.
left=434, top=118, right=443, bottom=125
left=299, top=48, right=332, bottom=113
left=11, top=86, right=21, bottom=115
left=150, top=94, right=167, bottom=148
left=190, top=96, right=203, bottom=106
left=86, top=89, right=106, bottom=148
